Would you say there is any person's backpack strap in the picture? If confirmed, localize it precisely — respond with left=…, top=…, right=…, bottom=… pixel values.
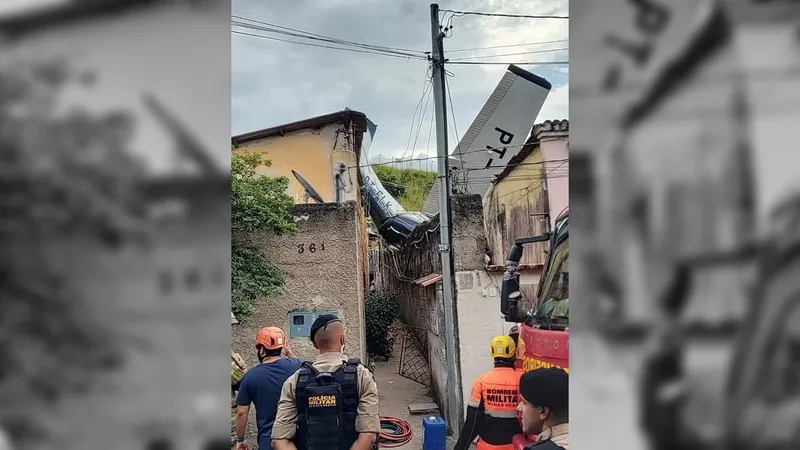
left=334, top=359, right=360, bottom=413
left=295, top=361, right=318, bottom=415
left=526, top=439, right=565, bottom=450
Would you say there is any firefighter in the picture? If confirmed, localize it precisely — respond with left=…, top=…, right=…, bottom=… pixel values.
left=231, top=350, right=247, bottom=448
left=518, top=368, right=569, bottom=450
left=234, top=327, right=300, bottom=450
left=454, top=335, right=523, bottom=450
left=272, top=313, right=380, bottom=450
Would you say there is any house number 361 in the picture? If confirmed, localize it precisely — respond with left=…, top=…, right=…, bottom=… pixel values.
left=297, top=243, right=325, bottom=254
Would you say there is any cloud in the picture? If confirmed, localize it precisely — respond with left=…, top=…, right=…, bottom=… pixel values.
left=232, top=0, right=569, bottom=162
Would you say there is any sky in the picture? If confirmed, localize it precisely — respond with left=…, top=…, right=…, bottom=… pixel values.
left=232, top=0, right=569, bottom=165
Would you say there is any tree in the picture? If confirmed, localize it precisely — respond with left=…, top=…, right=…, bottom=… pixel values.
left=231, top=152, right=295, bottom=317
left=0, top=60, right=146, bottom=443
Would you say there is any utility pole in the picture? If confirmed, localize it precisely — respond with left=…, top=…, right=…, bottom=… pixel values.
left=429, top=2, right=463, bottom=432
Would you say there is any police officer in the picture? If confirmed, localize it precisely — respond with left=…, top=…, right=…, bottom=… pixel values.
left=517, top=368, right=569, bottom=450
left=272, top=314, right=380, bottom=450
left=231, top=350, right=248, bottom=448
left=454, top=335, right=523, bottom=450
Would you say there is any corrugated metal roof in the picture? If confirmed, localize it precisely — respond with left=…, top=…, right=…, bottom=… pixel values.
left=413, top=273, right=442, bottom=287
left=232, top=109, right=366, bottom=146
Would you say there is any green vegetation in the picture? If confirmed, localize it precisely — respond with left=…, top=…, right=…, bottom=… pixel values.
left=372, top=165, right=436, bottom=211
left=1, top=60, right=145, bottom=442
left=365, top=290, right=400, bottom=359
left=231, top=152, right=296, bottom=317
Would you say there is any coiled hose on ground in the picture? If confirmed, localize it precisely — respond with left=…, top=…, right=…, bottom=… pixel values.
left=378, top=416, right=413, bottom=448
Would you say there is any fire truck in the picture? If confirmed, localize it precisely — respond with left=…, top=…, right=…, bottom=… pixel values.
left=499, top=208, right=569, bottom=448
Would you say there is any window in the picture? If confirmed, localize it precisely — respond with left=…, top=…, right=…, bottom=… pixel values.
left=570, top=153, right=595, bottom=229
left=533, top=242, right=569, bottom=325
left=497, top=205, right=507, bottom=244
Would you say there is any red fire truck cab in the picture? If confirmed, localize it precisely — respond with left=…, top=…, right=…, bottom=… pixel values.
left=500, top=208, right=569, bottom=448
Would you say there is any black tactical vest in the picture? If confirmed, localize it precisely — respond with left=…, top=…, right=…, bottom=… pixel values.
left=295, top=358, right=360, bottom=450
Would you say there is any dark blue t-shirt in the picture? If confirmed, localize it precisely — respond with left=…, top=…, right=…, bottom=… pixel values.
left=236, top=357, right=302, bottom=448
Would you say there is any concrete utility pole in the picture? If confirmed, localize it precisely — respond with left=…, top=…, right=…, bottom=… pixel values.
left=429, top=2, right=463, bottom=432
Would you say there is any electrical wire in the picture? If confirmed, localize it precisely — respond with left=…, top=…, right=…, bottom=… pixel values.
left=494, top=160, right=569, bottom=201
left=348, top=140, right=570, bottom=168
left=444, top=73, right=464, bottom=176
left=448, top=39, right=568, bottom=53
left=447, top=60, right=569, bottom=66
left=449, top=47, right=568, bottom=61
left=441, top=9, right=568, bottom=20
left=411, top=85, right=434, bottom=159
left=379, top=417, right=413, bottom=448
left=232, top=30, right=426, bottom=60
left=402, top=72, right=434, bottom=160
left=232, top=15, right=426, bottom=57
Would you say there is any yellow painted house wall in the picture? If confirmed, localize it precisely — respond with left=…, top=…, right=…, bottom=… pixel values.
left=483, top=146, right=550, bottom=267
left=232, top=123, right=360, bottom=204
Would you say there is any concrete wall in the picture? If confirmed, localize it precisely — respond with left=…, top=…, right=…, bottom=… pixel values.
left=454, top=269, right=541, bottom=410
left=232, top=122, right=360, bottom=204
left=231, top=201, right=368, bottom=363
left=34, top=193, right=231, bottom=450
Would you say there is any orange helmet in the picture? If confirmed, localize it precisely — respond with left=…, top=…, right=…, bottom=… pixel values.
left=255, top=327, right=286, bottom=350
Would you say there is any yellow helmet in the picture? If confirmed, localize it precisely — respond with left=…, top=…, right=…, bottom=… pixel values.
left=490, top=335, right=516, bottom=359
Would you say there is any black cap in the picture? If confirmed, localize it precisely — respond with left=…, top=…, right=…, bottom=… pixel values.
left=519, top=368, right=568, bottom=414
left=309, top=313, right=342, bottom=342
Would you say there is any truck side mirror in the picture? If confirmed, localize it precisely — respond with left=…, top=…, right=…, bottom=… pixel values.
left=500, top=244, right=525, bottom=322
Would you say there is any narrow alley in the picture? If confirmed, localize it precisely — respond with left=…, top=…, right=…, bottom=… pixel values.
left=373, top=340, right=459, bottom=450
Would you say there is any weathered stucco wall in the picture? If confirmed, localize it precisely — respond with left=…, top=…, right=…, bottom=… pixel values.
left=455, top=269, right=541, bottom=410
left=36, top=194, right=232, bottom=449
left=483, top=146, right=551, bottom=268
left=232, top=122, right=360, bottom=204
left=232, top=201, right=368, bottom=363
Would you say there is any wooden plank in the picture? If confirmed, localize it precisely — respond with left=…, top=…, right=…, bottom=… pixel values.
left=407, top=402, right=439, bottom=415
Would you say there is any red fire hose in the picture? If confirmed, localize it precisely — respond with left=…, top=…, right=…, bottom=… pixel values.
left=378, top=416, right=413, bottom=448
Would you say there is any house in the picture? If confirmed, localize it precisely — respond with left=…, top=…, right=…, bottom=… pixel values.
left=231, top=109, right=367, bottom=204
left=482, top=120, right=569, bottom=308
left=230, top=111, right=371, bottom=363
left=0, top=1, right=231, bottom=448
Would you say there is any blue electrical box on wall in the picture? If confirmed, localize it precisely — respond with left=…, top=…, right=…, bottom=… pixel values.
left=288, top=310, right=338, bottom=338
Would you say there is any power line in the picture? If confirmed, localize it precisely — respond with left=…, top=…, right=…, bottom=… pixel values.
left=359, top=140, right=563, bottom=169
left=231, top=22, right=425, bottom=59
left=232, top=30, right=426, bottom=60
left=448, top=39, right=568, bottom=53
left=403, top=72, right=434, bottom=160
left=232, top=15, right=425, bottom=57
left=374, top=172, right=569, bottom=193
left=495, top=160, right=569, bottom=201
left=444, top=75, right=462, bottom=172
left=447, top=60, right=569, bottom=66
left=411, top=85, right=434, bottom=158
left=449, top=47, right=568, bottom=61
left=441, top=9, right=568, bottom=20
